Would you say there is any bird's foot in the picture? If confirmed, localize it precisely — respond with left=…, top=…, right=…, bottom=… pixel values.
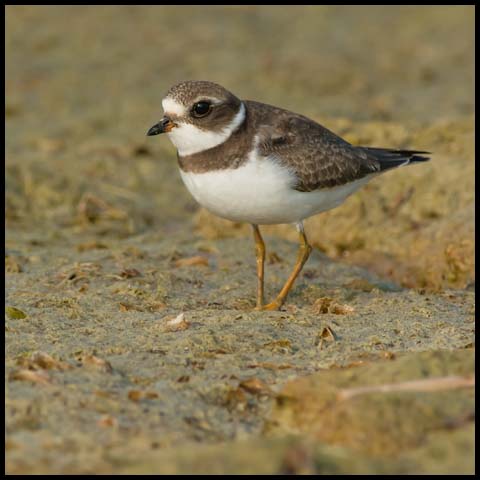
left=254, top=300, right=284, bottom=311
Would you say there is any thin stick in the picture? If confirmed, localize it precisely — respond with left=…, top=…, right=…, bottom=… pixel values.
left=337, top=375, right=474, bottom=401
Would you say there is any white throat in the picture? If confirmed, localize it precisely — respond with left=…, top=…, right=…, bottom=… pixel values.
left=162, top=100, right=246, bottom=156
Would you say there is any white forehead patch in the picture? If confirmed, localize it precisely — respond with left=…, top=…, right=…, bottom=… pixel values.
left=166, top=102, right=246, bottom=156
left=162, top=97, right=186, bottom=117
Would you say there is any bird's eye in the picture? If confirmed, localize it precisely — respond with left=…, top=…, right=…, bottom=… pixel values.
left=192, top=101, right=212, bottom=118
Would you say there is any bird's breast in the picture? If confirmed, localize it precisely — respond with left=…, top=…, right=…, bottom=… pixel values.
left=178, top=152, right=372, bottom=225
left=179, top=153, right=300, bottom=224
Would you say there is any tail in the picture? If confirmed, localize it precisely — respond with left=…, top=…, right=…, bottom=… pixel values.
left=360, top=147, right=430, bottom=172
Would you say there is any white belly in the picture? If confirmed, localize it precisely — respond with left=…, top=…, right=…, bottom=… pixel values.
left=179, top=156, right=372, bottom=225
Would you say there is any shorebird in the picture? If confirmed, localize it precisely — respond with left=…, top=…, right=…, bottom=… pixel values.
left=147, top=80, right=429, bottom=310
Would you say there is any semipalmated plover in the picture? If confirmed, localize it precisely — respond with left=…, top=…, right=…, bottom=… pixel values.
left=147, top=80, right=429, bottom=310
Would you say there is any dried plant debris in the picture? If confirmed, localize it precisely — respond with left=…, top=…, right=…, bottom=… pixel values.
left=16, top=351, right=72, bottom=371
left=315, top=326, right=338, bottom=349
left=76, top=240, right=108, bottom=252
left=267, top=252, right=283, bottom=264
left=263, top=339, right=293, bottom=354
left=119, top=299, right=166, bottom=313
left=312, top=297, right=355, bottom=315
left=239, top=378, right=272, bottom=396
left=128, top=390, right=160, bottom=402
left=174, top=255, right=209, bottom=268
left=77, top=354, right=114, bottom=373
left=9, top=369, right=51, bottom=385
left=56, top=262, right=102, bottom=286
left=164, top=312, right=190, bottom=332
left=119, top=302, right=144, bottom=312
left=223, top=386, right=248, bottom=412
left=97, top=415, right=118, bottom=428
left=108, top=268, right=142, bottom=280
left=6, top=306, right=27, bottom=319
left=247, top=362, right=294, bottom=371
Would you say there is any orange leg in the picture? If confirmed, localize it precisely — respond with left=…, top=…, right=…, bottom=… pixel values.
left=257, top=223, right=312, bottom=311
left=252, top=224, right=266, bottom=308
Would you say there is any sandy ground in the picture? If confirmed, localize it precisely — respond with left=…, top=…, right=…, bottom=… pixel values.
left=5, top=5, right=475, bottom=474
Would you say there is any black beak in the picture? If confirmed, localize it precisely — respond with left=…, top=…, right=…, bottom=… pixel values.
left=146, top=116, right=175, bottom=136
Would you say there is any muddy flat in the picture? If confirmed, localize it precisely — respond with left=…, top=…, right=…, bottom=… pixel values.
left=6, top=6, right=474, bottom=474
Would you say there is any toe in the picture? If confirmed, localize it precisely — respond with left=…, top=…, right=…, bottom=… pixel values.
left=255, top=301, right=283, bottom=311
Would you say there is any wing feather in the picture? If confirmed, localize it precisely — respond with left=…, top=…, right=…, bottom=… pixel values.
left=246, top=101, right=430, bottom=192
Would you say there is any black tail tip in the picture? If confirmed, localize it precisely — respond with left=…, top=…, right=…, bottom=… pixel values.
left=389, top=149, right=431, bottom=163
left=409, top=152, right=431, bottom=163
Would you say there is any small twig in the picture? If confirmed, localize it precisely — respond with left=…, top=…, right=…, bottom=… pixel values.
left=338, top=375, right=474, bottom=401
